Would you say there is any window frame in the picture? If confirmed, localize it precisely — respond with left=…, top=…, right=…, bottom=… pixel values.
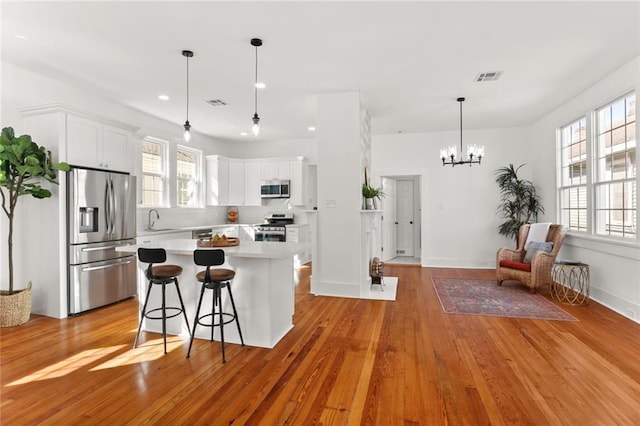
left=557, top=116, right=589, bottom=234
left=175, top=144, right=203, bottom=208
left=556, top=91, right=637, bottom=243
left=140, top=137, right=168, bottom=207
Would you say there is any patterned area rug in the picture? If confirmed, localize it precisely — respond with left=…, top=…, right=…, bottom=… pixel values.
left=432, top=278, right=577, bottom=321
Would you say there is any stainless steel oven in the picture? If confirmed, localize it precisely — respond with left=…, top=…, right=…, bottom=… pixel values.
left=254, top=226, right=286, bottom=242
left=254, top=213, right=294, bottom=242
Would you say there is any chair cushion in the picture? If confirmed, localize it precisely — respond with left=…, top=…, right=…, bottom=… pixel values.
left=151, top=264, right=183, bottom=278
left=523, top=241, right=554, bottom=263
left=196, top=268, right=235, bottom=283
left=499, top=259, right=532, bottom=272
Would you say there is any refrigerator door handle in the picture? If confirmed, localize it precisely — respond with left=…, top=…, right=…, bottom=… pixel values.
left=105, top=178, right=111, bottom=237
left=82, top=259, right=133, bottom=272
left=109, top=177, right=115, bottom=236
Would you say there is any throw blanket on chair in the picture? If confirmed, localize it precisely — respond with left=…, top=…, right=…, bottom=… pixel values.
left=525, top=222, right=550, bottom=249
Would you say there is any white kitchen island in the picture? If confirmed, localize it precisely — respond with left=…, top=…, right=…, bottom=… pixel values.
left=117, top=239, right=307, bottom=348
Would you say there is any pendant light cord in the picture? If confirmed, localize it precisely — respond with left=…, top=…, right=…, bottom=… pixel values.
left=459, top=98, right=463, bottom=153
left=186, top=55, right=190, bottom=121
left=254, top=45, right=258, bottom=115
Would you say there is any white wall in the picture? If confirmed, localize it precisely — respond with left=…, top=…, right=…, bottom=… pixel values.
left=372, top=127, right=530, bottom=268
left=528, top=56, right=640, bottom=322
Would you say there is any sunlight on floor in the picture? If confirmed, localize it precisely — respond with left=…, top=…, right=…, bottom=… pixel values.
left=6, top=345, right=124, bottom=386
left=5, top=333, right=187, bottom=386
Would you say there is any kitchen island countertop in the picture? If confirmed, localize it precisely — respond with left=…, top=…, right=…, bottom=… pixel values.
left=119, top=238, right=308, bottom=258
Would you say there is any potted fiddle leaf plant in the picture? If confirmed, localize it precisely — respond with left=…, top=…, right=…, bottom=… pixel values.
left=362, top=167, right=384, bottom=210
left=0, top=127, right=69, bottom=327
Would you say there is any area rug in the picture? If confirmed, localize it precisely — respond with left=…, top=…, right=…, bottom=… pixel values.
left=432, top=278, right=577, bottom=321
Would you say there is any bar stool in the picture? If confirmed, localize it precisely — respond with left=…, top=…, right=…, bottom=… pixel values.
left=134, top=248, right=190, bottom=354
left=187, top=249, right=244, bottom=362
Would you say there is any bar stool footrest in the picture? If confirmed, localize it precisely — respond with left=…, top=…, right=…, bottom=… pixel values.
left=144, top=307, right=186, bottom=320
left=196, top=312, right=238, bottom=327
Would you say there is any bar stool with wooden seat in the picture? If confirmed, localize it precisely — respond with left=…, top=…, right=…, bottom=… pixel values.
left=187, top=249, right=244, bottom=362
left=134, top=247, right=190, bottom=354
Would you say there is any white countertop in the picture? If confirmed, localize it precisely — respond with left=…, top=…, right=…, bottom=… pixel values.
left=137, top=223, right=253, bottom=237
left=118, top=238, right=308, bottom=259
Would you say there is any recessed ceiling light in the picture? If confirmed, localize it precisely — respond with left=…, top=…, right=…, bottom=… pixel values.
left=240, top=132, right=248, bottom=136
left=308, top=126, right=316, bottom=132
left=15, top=34, right=27, bottom=40
left=158, top=94, right=170, bottom=101
left=255, top=82, right=266, bottom=89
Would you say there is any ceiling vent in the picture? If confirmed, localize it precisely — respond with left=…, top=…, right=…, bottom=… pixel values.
left=474, top=71, right=503, bottom=82
left=206, top=99, right=228, bottom=106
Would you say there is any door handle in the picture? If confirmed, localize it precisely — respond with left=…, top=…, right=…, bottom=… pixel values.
left=394, top=222, right=398, bottom=225
left=410, top=221, right=413, bottom=224
left=82, top=259, right=132, bottom=272
left=81, top=245, right=120, bottom=252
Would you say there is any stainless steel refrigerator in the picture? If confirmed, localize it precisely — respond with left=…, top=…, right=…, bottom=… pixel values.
left=67, top=167, right=137, bottom=315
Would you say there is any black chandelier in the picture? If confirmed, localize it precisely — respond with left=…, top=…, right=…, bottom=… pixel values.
left=440, top=97, right=485, bottom=167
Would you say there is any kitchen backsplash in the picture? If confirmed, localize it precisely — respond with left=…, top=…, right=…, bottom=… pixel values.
left=137, top=203, right=310, bottom=232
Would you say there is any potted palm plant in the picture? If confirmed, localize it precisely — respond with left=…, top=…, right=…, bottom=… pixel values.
left=495, top=163, right=544, bottom=242
left=0, top=127, right=69, bottom=327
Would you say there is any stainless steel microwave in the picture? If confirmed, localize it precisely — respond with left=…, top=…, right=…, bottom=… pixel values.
left=261, top=180, right=290, bottom=198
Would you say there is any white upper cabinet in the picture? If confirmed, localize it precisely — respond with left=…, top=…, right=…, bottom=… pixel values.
left=289, top=158, right=308, bottom=206
left=206, top=155, right=229, bottom=206
left=244, top=161, right=262, bottom=206
left=206, top=156, right=308, bottom=207
left=66, top=114, right=132, bottom=172
left=228, top=160, right=245, bottom=206
left=261, top=161, right=291, bottom=180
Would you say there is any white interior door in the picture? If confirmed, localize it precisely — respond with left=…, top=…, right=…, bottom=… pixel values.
left=396, top=180, right=414, bottom=257
left=381, top=178, right=397, bottom=261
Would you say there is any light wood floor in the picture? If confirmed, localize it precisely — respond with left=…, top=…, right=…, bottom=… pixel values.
left=2, top=265, right=640, bottom=425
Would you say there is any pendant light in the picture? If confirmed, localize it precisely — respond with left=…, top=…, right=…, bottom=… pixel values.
left=182, top=50, right=194, bottom=142
left=251, top=38, right=263, bottom=137
left=440, top=97, right=485, bottom=167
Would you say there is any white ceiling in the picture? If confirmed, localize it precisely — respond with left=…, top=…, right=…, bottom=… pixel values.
left=2, top=1, right=639, bottom=143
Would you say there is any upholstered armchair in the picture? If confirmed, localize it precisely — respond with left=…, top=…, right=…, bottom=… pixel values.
left=496, top=224, right=566, bottom=293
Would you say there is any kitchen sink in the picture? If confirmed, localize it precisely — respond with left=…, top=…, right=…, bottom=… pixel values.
left=144, top=228, right=175, bottom=232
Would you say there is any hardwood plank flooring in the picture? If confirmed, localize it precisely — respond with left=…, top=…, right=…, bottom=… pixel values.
left=2, top=264, right=640, bottom=424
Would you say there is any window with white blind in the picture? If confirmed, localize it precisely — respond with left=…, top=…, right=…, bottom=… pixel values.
left=559, top=117, right=588, bottom=232
left=141, top=138, right=167, bottom=206
left=594, top=93, right=636, bottom=239
left=176, top=145, right=202, bottom=207
left=556, top=92, right=637, bottom=241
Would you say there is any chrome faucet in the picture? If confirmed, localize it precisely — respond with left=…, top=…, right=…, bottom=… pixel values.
left=148, top=209, right=160, bottom=230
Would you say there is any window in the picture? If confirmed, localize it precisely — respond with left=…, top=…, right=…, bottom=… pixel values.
left=557, top=92, right=637, bottom=241
left=594, top=93, right=636, bottom=238
left=559, top=117, right=588, bottom=232
left=176, top=145, right=201, bottom=207
left=141, top=138, right=167, bottom=206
